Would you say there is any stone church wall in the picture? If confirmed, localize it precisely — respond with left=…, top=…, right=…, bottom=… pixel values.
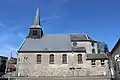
left=17, top=52, right=108, bottom=77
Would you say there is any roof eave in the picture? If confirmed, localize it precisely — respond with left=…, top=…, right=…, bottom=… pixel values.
left=111, top=38, right=120, bottom=55
left=18, top=50, right=86, bottom=53
left=71, top=40, right=97, bottom=42
left=86, top=58, right=108, bottom=60
left=17, top=38, right=27, bottom=52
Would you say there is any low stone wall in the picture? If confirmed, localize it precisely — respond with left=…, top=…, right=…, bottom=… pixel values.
left=19, top=67, right=106, bottom=77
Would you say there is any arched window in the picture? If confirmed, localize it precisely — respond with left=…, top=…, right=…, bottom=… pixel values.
left=62, top=54, right=67, bottom=64
left=91, top=42, right=95, bottom=47
left=92, top=49, right=95, bottom=53
left=37, top=54, right=41, bottom=64
left=78, top=54, right=82, bottom=64
left=101, top=60, right=105, bottom=65
left=49, top=54, right=54, bottom=64
left=91, top=60, right=96, bottom=65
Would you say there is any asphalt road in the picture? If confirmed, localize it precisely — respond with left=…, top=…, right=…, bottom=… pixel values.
left=5, top=76, right=111, bottom=80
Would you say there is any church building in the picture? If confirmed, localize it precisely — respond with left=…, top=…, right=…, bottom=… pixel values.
left=17, top=9, right=108, bottom=77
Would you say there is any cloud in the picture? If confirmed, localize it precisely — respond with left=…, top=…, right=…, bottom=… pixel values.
left=0, top=33, right=19, bottom=57
left=0, top=45, right=17, bottom=57
left=0, top=24, right=23, bottom=41
left=0, top=24, right=20, bottom=40
left=41, top=16, right=60, bottom=23
left=0, top=23, right=9, bottom=40
left=5, top=45, right=17, bottom=52
left=17, top=32, right=25, bottom=40
left=0, top=23, right=7, bottom=29
left=0, top=23, right=25, bottom=57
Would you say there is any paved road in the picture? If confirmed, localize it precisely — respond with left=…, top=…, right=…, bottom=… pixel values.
left=5, top=76, right=111, bottom=80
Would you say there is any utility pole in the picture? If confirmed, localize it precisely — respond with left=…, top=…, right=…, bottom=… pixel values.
left=16, top=53, right=19, bottom=77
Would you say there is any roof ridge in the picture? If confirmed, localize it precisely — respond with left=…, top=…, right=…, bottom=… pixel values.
left=70, top=33, right=88, bottom=35
left=44, top=33, right=88, bottom=35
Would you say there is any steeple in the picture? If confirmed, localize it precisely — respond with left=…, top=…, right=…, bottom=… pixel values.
left=30, top=8, right=41, bottom=28
left=33, top=8, right=41, bottom=26
left=27, top=8, right=43, bottom=39
left=10, top=52, right=12, bottom=58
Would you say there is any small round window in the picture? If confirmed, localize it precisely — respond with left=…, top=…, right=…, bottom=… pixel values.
left=73, top=42, right=77, bottom=47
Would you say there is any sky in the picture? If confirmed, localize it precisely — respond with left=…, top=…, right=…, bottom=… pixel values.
left=0, top=0, right=119, bottom=57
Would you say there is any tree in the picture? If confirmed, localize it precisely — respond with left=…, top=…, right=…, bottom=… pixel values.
left=104, top=44, right=109, bottom=54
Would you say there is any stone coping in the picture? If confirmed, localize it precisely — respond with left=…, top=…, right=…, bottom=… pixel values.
left=0, top=75, right=108, bottom=78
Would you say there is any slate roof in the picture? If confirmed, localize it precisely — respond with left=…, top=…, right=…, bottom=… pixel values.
left=18, top=34, right=96, bottom=52
left=111, top=38, right=120, bottom=55
left=19, top=34, right=71, bottom=52
left=86, top=54, right=108, bottom=60
left=70, top=34, right=95, bottom=41
left=72, top=47, right=86, bottom=52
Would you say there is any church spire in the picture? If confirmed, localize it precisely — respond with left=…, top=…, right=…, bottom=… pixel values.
left=33, top=8, right=41, bottom=26
left=27, top=8, right=43, bottom=38
left=10, top=52, right=12, bottom=58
